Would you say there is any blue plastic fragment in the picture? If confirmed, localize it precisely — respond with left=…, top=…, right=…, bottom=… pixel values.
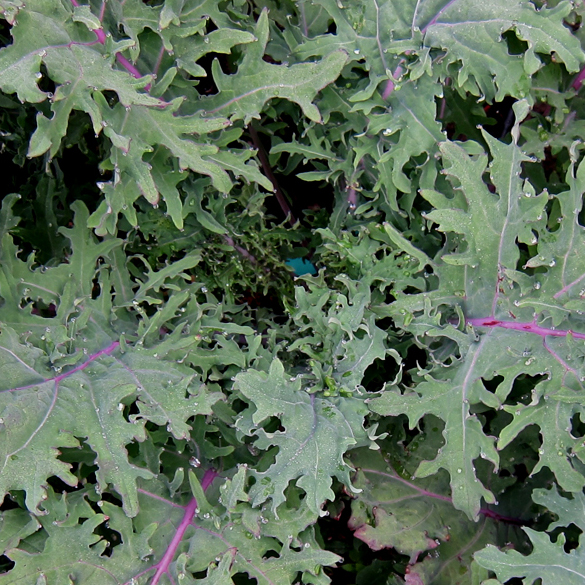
left=286, top=257, right=317, bottom=276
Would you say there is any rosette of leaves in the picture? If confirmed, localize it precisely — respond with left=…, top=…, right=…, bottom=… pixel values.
left=2, top=1, right=585, bottom=583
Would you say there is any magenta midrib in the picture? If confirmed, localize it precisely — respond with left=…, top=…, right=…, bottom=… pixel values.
left=467, top=318, right=585, bottom=340
left=5, top=317, right=583, bottom=394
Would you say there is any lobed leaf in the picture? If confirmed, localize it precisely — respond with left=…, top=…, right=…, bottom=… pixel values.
left=475, top=528, right=585, bottom=585
left=235, top=359, right=368, bottom=516
left=198, top=9, right=348, bottom=124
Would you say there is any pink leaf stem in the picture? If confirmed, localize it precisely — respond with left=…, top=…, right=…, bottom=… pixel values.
left=69, top=0, right=151, bottom=89
left=347, top=184, right=357, bottom=211
left=553, top=272, right=585, bottom=299
left=478, top=507, right=527, bottom=526
left=543, top=340, right=584, bottom=390
left=572, top=66, right=585, bottom=92
left=363, top=467, right=451, bottom=503
left=115, top=53, right=146, bottom=83
left=152, top=45, right=167, bottom=79
left=420, top=0, right=460, bottom=34
left=362, top=467, right=527, bottom=525
left=223, top=235, right=257, bottom=265
left=543, top=340, right=579, bottom=375
left=382, top=62, right=404, bottom=100
left=2, top=340, right=120, bottom=394
left=248, top=124, right=296, bottom=226
left=147, top=468, right=218, bottom=585
left=53, top=340, right=120, bottom=383
left=98, top=0, right=106, bottom=22
left=137, top=488, right=186, bottom=509
left=467, top=318, right=585, bottom=341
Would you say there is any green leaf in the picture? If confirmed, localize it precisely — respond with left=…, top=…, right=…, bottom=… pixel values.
left=424, top=0, right=584, bottom=100
left=296, top=0, right=584, bottom=102
left=102, top=97, right=233, bottom=203
left=71, top=4, right=102, bottom=32
left=174, top=28, right=256, bottom=77
left=3, top=491, right=126, bottom=584
left=270, top=130, right=341, bottom=163
left=235, top=359, right=367, bottom=515
left=421, top=126, right=547, bottom=315
left=3, top=0, right=585, bottom=581
left=2, top=487, right=153, bottom=584
left=346, top=448, right=498, bottom=583
left=132, top=250, right=201, bottom=303
left=368, top=335, right=500, bottom=521
left=475, top=528, right=585, bottom=584
left=0, top=329, right=220, bottom=516
left=159, top=0, right=184, bottom=29
left=0, top=4, right=162, bottom=156
left=527, top=145, right=585, bottom=322
left=186, top=514, right=341, bottom=585
left=372, top=103, right=585, bottom=523
left=198, top=9, right=347, bottom=123
left=0, top=0, right=25, bottom=25
left=532, top=485, right=585, bottom=533
left=498, top=398, right=585, bottom=493
left=0, top=200, right=121, bottom=331
left=333, top=316, right=388, bottom=391
left=293, top=0, right=410, bottom=96
left=0, top=508, right=40, bottom=556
